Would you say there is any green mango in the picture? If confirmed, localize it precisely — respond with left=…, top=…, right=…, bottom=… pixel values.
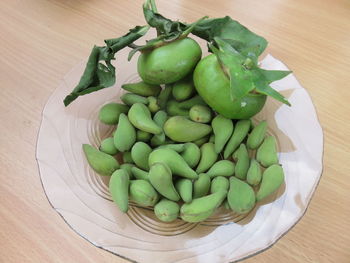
left=113, top=113, right=136, bottom=152
left=175, top=179, right=193, bottom=203
left=234, top=144, right=250, bottom=180
left=137, top=38, right=202, bottom=84
left=129, top=180, right=159, bottom=207
left=157, top=143, right=185, bottom=153
left=148, top=148, right=198, bottom=179
left=193, top=173, right=211, bottom=198
left=98, top=103, right=129, bottom=125
left=223, top=119, right=251, bottom=159
left=247, top=120, right=267, bottom=149
left=151, top=110, right=168, bottom=146
left=193, top=136, right=209, bottom=147
left=180, top=190, right=227, bottom=222
left=128, top=103, right=162, bottom=135
left=210, top=176, right=229, bottom=193
left=136, top=130, right=152, bottom=143
left=122, top=152, right=133, bottom=164
left=120, top=93, right=148, bottom=106
left=181, top=143, right=200, bottom=168
left=256, top=135, right=279, bottom=167
left=177, top=95, right=206, bottom=109
left=121, top=81, right=161, bottom=96
left=227, top=177, right=256, bottom=214
left=212, top=115, right=234, bottom=154
left=157, top=84, right=172, bottom=110
left=131, top=166, right=149, bottom=181
left=206, top=160, right=235, bottom=178
left=149, top=163, right=180, bottom=201
left=166, top=100, right=189, bottom=116
left=246, top=159, right=262, bottom=186
left=147, top=96, right=160, bottom=113
left=196, top=143, right=218, bottom=173
left=83, top=144, right=120, bottom=176
left=131, top=142, right=152, bottom=170
left=109, top=169, right=129, bottom=212
left=256, top=164, right=284, bottom=201
left=164, top=116, right=212, bottom=142
left=189, top=105, right=212, bottom=123
left=154, top=199, right=180, bottom=222
left=99, top=137, right=118, bottom=155
left=172, top=75, right=195, bottom=101
left=120, top=163, right=135, bottom=179
left=193, top=54, right=267, bottom=119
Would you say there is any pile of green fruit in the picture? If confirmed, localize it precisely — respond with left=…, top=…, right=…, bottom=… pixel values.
left=65, top=0, right=290, bottom=223
left=83, top=79, right=284, bottom=223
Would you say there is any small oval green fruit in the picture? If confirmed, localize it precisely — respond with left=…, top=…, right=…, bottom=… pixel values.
left=196, top=143, right=218, bottom=173
left=99, top=137, right=118, bottom=155
left=149, top=163, right=180, bottom=201
left=247, top=120, right=267, bottom=149
left=175, top=179, right=193, bottom=203
left=164, top=116, right=212, bottom=142
left=129, top=180, right=159, bottom=207
left=256, top=136, right=279, bottom=167
left=206, top=160, right=235, bottom=178
left=83, top=144, right=119, bottom=176
left=113, top=113, right=136, bottom=152
left=211, top=176, right=229, bottom=193
left=189, top=105, right=212, bottom=123
left=128, top=103, right=162, bottom=134
left=121, top=81, right=161, bottom=96
left=149, top=148, right=198, bottom=179
left=154, top=199, right=180, bottom=222
left=99, top=103, right=129, bottom=125
left=227, top=177, right=256, bottom=214
left=193, top=173, right=211, bottom=198
left=181, top=143, right=200, bottom=168
left=256, top=164, right=284, bottom=201
left=246, top=159, right=262, bottom=186
left=109, top=169, right=129, bottom=212
left=131, top=142, right=152, bottom=170
left=212, top=115, right=234, bottom=154
left=120, top=93, right=148, bottom=106
left=180, top=190, right=227, bottom=222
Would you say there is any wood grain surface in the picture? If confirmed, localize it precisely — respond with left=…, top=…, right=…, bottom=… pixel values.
left=1, top=0, right=349, bottom=262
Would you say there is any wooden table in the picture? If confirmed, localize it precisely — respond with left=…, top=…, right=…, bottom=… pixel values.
left=1, top=0, right=349, bottom=262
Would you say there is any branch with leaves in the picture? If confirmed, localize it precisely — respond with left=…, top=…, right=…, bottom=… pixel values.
left=64, top=0, right=291, bottom=107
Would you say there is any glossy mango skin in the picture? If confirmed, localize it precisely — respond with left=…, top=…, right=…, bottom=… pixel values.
left=193, top=54, right=267, bottom=119
left=137, top=38, right=202, bottom=85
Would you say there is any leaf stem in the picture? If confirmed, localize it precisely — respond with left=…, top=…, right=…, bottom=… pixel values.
left=150, top=0, right=158, bottom=13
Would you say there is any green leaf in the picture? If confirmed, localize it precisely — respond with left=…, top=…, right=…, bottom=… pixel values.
left=105, top=25, right=150, bottom=53
left=258, top=69, right=292, bottom=83
left=255, top=82, right=291, bottom=106
left=143, top=0, right=186, bottom=36
left=64, top=25, right=148, bottom=106
left=127, top=34, right=168, bottom=61
left=191, top=16, right=268, bottom=57
left=63, top=46, right=116, bottom=106
left=252, top=68, right=291, bottom=106
left=211, top=38, right=255, bottom=100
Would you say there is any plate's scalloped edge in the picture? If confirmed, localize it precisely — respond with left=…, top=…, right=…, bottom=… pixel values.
left=35, top=54, right=324, bottom=263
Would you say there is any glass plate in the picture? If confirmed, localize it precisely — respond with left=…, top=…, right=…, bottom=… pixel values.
left=36, top=47, right=323, bottom=262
